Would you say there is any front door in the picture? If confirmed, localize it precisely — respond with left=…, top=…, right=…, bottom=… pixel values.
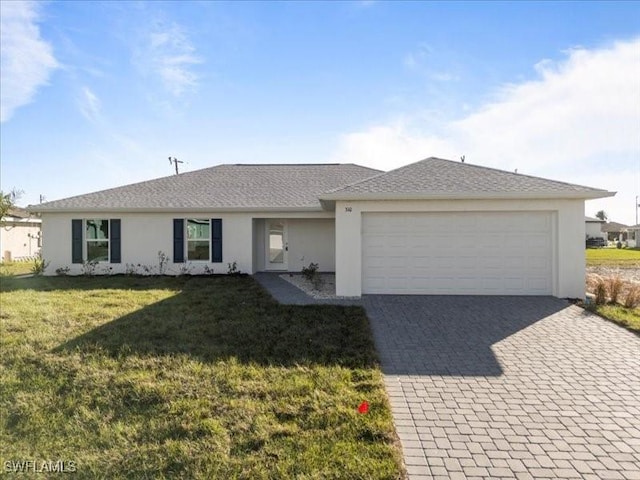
left=265, top=220, right=288, bottom=270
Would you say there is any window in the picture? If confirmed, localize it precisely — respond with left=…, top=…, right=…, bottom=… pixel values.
left=72, top=219, right=120, bottom=264
left=86, top=219, right=109, bottom=262
left=186, top=219, right=210, bottom=260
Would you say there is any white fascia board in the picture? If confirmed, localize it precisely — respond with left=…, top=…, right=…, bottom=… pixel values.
left=319, top=190, right=616, bottom=201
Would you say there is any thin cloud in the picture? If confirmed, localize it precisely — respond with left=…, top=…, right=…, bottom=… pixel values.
left=77, top=86, right=101, bottom=122
left=334, top=38, right=640, bottom=224
left=0, top=1, right=58, bottom=122
left=135, top=20, right=202, bottom=97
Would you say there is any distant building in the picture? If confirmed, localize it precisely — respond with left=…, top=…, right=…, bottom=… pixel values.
left=1, top=207, right=42, bottom=262
left=585, top=216, right=607, bottom=241
left=601, top=221, right=629, bottom=243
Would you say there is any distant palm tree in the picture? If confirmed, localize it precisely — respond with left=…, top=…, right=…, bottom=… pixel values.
left=595, top=210, right=608, bottom=222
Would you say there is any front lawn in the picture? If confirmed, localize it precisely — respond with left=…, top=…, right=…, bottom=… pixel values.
left=0, top=275, right=403, bottom=479
left=586, top=247, right=640, bottom=267
left=587, top=304, right=640, bottom=333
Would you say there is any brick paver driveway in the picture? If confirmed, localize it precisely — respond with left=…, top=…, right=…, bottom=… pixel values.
left=363, top=296, right=640, bottom=480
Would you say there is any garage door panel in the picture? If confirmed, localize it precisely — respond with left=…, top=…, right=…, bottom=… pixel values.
left=362, top=212, right=553, bottom=295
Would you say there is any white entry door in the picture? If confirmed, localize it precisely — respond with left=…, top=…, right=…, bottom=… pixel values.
left=265, top=220, right=288, bottom=270
left=362, top=211, right=553, bottom=295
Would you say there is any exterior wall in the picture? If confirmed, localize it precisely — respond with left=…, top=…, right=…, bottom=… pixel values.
left=42, top=211, right=335, bottom=276
left=42, top=212, right=253, bottom=275
left=286, top=219, right=335, bottom=272
left=585, top=221, right=606, bottom=239
left=1, top=221, right=41, bottom=261
left=252, top=218, right=335, bottom=272
left=335, top=198, right=586, bottom=299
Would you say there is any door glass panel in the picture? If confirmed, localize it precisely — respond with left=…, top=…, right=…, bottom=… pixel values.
left=269, top=223, right=284, bottom=263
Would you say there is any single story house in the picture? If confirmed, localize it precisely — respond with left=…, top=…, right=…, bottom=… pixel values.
left=625, top=224, right=639, bottom=248
left=601, top=221, right=629, bottom=242
left=32, top=157, right=613, bottom=298
left=585, top=216, right=606, bottom=241
left=1, top=207, right=42, bottom=262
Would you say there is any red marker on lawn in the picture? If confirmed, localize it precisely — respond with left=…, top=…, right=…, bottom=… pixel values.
left=358, top=401, right=369, bottom=414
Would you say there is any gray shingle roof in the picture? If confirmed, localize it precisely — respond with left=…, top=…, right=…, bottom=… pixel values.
left=33, top=164, right=381, bottom=212
left=322, top=157, right=613, bottom=200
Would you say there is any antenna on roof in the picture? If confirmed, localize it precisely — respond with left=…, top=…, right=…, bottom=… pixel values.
left=514, top=168, right=518, bottom=174
left=168, top=156, right=184, bottom=175
left=39, top=194, right=46, bottom=204
left=460, top=155, right=465, bottom=163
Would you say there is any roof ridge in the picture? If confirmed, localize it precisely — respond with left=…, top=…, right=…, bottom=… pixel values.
left=325, top=156, right=440, bottom=195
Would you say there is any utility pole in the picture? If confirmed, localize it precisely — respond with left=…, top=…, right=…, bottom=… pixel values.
left=636, top=195, right=639, bottom=226
left=168, top=156, right=184, bottom=175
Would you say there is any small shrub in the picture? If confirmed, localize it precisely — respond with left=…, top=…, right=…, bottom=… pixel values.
left=81, top=260, right=99, bottom=276
left=138, top=263, right=152, bottom=275
left=624, top=285, right=640, bottom=308
left=55, top=266, right=70, bottom=276
left=593, top=276, right=607, bottom=305
left=125, top=263, right=137, bottom=276
left=157, top=251, right=170, bottom=275
left=302, top=262, right=323, bottom=290
left=606, top=276, right=624, bottom=304
left=227, top=261, right=242, bottom=276
left=301, top=262, right=319, bottom=282
left=177, top=263, right=192, bottom=276
left=31, top=256, right=49, bottom=276
left=203, top=265, right=215, bottom=275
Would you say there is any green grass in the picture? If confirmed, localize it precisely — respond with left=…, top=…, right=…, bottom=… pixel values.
left=588, top=304, right=640, bottom=333
left=0, top=261, right=33, bottom=277
left=586, top=247, right=640, bottom=267
left=0, top=275, right=403, bottom=479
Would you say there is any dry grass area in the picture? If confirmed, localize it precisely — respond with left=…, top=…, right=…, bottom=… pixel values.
left=585, top=274, right=640, bottom=332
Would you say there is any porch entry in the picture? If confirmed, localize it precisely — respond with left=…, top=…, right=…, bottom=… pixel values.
left=265, top=220, right=288, bottom=270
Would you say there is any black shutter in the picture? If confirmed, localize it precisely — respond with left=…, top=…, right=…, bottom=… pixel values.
left=211, top=219, right=222, bottom=262
left=173, top=219, right=184, bottom=263
left=110, top=219, right=121, bottom=263
left=72, top=219, right=83, bottom=264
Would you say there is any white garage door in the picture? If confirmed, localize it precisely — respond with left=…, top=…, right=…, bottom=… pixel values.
left=362, top=212, right=553, bottom=295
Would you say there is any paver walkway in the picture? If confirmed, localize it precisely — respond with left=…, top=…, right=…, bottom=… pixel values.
left=253, top=272, right=361, bottom=305
left=363, top=295, right=640, bottom=480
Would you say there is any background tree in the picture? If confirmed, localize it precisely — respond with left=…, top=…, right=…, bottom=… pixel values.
left=0, top=189, right=23, bottom=221
left=595, top=210, right=608, bottom=222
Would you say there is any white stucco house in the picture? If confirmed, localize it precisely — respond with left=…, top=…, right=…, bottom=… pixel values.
left=1, top=207, right=42, bottom=262
left=585, top=216, right=607, bottom=241
left=31, top=157, right=614, bottom=298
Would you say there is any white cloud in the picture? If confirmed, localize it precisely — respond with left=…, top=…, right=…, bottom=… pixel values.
left=77, top=86, right=101, bottom=122
left=333, top=38, right=640, bottom=224
left=135, top=20, right=202, bottom=97
left=0, top=1, right=58, bottom=122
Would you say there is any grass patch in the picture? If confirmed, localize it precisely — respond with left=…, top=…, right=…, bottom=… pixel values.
left=587, top=304, right=640, bottom=333
left=0, top=261, right=33, bottom=277
left=0, top=275, right=403, bottom=479
left=586, top=247, right=640, bottom=267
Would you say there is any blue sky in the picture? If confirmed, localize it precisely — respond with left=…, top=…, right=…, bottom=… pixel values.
left=1, top=1, right=639, bottom=224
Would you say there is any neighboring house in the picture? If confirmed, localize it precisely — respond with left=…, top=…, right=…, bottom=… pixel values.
left=585, top=216, right=606, bottom=241
left=625, top=224, right=639, bottom=248
left=1, top=207, right=42, bottom=262
left=31, top=157, right=613, bottom=298
left=601, top=221, right=629, bottom=242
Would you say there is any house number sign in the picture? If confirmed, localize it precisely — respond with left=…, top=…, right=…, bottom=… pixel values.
left=345, top=206, right=353, bottom=212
